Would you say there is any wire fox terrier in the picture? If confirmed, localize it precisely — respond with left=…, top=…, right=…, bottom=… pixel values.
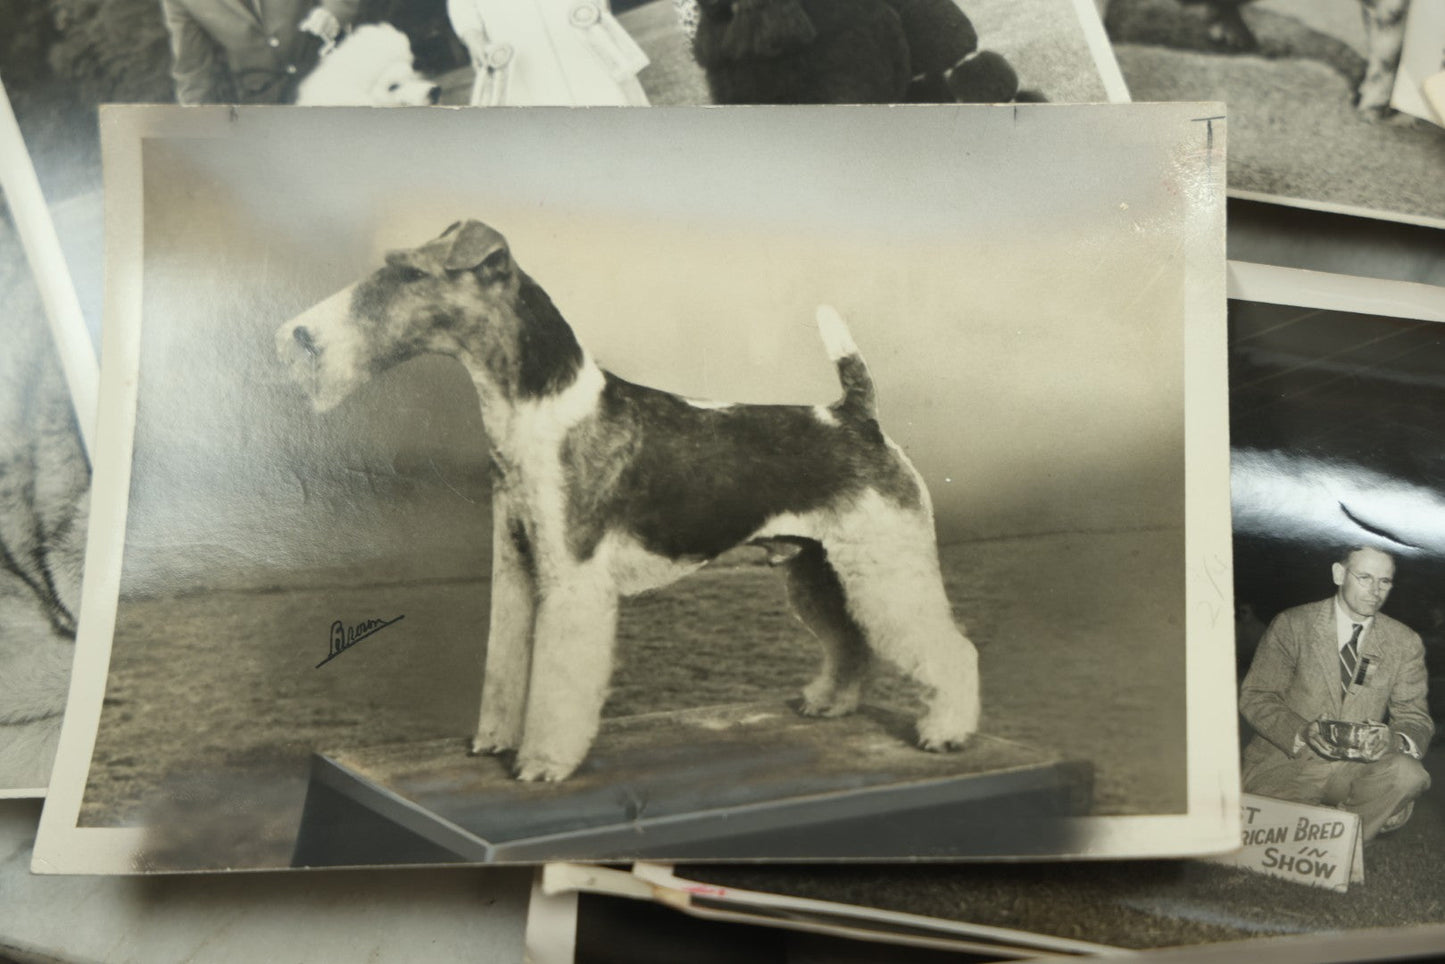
left=276, top=220, right=979, bottom=782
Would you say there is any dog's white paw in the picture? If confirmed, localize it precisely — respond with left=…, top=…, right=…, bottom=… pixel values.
left=513, top=754, right=579, bottom=783
left=468, top=735, right=512, bottom=757
left=469, top=721, right=520, bottom=756
left=915, top=710, right=977, bottom=753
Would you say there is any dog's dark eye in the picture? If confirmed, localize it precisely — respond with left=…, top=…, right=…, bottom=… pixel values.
left=388, top=83, right=401, bottom=92
left=394, top=265, right=427, bottom=283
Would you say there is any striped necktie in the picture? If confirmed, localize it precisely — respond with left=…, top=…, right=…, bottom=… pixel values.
left=1341, top=623, right=1362, bottom=694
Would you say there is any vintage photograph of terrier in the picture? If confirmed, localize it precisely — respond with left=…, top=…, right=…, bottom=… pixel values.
left=35, top=103, right=1233, bottom=873
left=279, top=231, right=980, bottom=781
left=681, top=267, right=1445, bottom=954
left=0, top=184, right=90, bottom=796
left=1101, top=0, right=1445, bottom=227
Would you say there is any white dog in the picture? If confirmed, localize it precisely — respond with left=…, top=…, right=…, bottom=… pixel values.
left=296, top=23, right=441, bottom=107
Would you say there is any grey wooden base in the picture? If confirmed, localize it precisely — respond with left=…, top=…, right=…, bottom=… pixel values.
left=291, top=702, right=1092, bottom=866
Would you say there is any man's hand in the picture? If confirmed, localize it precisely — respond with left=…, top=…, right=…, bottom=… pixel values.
left=299, top=7, right=341, bottom=42
left=1356, top=720, right=1391, bottom=762
left=1302, top=719, right=1339, bottom=759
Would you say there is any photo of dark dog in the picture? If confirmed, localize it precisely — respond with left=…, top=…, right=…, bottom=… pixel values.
left=691, top=0, right=1041, bottom=103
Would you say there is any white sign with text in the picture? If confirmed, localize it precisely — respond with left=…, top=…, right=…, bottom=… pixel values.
left=1205, top=793, right=1363, bottom=893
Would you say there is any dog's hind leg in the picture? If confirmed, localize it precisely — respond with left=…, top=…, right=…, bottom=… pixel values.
left=1356, top=0, right=1408, bottom=118
left=471, top=498, right=537, bottom=756
left=824, top=498, right=980, bottom=751
left=513, top=564, right=620, bottom=782
left=784, top=539, right=871, bottom=718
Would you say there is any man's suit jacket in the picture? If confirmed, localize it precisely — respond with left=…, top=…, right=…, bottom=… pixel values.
left=1240, top=597, right=1433, bottom=787
left=163, top=0, right=360, bottom=104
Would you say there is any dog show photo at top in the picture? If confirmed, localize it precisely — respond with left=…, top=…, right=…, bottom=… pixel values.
left=150, top=0, right=1117, bottom=107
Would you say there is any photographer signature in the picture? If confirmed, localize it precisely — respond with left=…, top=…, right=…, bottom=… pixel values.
left=315, top=614, right=405, bottom=668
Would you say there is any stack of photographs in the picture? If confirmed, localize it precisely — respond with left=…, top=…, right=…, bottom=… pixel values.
left=0, top=1, right=1441, bottom=962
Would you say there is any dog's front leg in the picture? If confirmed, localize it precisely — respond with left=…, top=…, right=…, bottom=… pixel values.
left=513, top=564, right=619, bottom=782
left=470, top=495, right=537, bottom=756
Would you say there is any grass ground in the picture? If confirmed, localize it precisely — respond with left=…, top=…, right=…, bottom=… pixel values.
left=963, top=0, right=1111, bottom=102
left=79, top=527, right=1185, bottom=868
left=1107, top=0, right=1445, bottom=224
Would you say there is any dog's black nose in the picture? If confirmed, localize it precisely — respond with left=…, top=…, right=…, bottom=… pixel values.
left=293, top=325, right=319, bottom=356
left=427, top=85, right=441, bottom=105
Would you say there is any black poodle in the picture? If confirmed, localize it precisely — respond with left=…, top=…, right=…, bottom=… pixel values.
left=692, top=0, right=1035, bottom=105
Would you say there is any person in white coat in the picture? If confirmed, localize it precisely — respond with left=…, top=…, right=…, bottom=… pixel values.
left=447, top=0, right=651, bottom=105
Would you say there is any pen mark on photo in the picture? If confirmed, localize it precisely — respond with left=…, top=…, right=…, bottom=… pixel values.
left=316, top=614, right=405, bottom=668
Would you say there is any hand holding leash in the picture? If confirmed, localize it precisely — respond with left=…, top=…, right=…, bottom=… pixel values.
left=472, top=40, right=514, bottom=107
left=448, top=1, right=513, bottom=106
left=299, top=7, right=342, bottom=56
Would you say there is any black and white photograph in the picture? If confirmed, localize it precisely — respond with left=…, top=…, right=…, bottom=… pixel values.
left=0, top=179, right=90, bottom=797
left=1389, top=0, right=1445, bottom=126
left=1102, top=0, right=1445, bottom=227
left=34, top=102, right=1232, bottom=874
left=664, top=263, right=1445, bottom=956
left=0, top=0, right=1127, bottom=366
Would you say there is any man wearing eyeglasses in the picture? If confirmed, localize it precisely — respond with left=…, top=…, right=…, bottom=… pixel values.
left=1240, top=545, right=1432, bottom=841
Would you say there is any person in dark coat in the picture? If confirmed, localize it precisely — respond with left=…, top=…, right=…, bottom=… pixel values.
left=161, top=0, right=362, bottom=103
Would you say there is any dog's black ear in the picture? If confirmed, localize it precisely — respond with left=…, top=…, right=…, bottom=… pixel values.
left=440, top=220, right=510, bottom=274
left=405, top=220, right=512, bottom=281
left=723, top=0, right=816, bottom=59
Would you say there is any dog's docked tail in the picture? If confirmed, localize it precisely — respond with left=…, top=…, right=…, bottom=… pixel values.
left=816, top=305, right=877, bottom=422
